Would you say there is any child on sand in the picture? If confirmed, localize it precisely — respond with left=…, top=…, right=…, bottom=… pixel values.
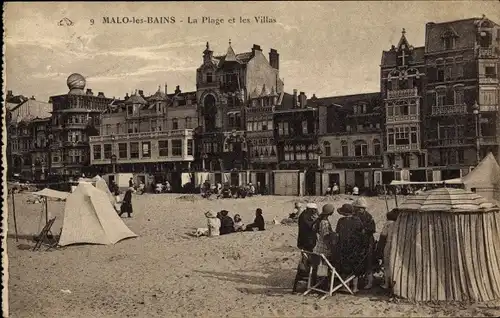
left=233, top=214, right=245, bottom=232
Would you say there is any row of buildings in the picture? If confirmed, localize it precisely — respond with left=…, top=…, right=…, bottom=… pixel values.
left=6, top=16, right=500, bottom=194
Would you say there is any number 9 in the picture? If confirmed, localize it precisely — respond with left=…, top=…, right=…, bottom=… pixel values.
left=90, top=19, right=94, bottom=25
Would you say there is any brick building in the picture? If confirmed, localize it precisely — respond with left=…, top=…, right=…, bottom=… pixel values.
left=423, top=16, right=500, bottom=180
left=313, top=92, right=384, bottom=193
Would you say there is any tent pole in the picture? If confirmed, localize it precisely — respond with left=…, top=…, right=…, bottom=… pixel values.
left=45, top=197, right=48, bottom=224
left=11, top=192, right=19, bottom=242
left=383, top=184, right=390, bottom=213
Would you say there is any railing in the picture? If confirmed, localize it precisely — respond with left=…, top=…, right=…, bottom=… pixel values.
left=386, top=115, right=419, bottom=122
left=425, top=137, right=475, bottom=148
left=387, top=88, right=418, bottom=99
left=478, top=47, right=496, bottom=58
left=386, top=144, right=420, bottom=152
left=89, top=129, right=193, bottom=142
left=323, top=155, right=383, bottom=163
left=480, top=136, right=499, bottom=145
left=479, top=76, right=498, bottom=84
left=431, top=104, right=467, bottom=116
left=480, top=105, right=499, bottom=112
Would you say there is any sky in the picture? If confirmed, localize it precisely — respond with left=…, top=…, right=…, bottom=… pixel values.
left=4, top=1, right=500, bottom=102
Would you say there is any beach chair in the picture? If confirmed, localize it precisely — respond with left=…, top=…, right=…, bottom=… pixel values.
left=33, top=217, right=58, bottom=251
left=301, top=250, right=357, bottom=300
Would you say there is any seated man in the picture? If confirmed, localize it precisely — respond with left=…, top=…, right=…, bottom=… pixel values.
left=219, top=210, right=235, bottom=235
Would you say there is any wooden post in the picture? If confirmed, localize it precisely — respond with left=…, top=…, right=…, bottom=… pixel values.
left=394, top=191, right=399, bottom=208
left=11, top=192, right=19, bottom=242
left=383, top=185, right=390, bottom=213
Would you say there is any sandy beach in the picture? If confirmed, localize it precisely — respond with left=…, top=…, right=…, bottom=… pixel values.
left=6, top=192, right=500, bottom=317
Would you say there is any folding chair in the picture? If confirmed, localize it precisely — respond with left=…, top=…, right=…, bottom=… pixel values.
left=33, top=217, right=58, bottom=251
left=301, top=250, right=357, bottom=300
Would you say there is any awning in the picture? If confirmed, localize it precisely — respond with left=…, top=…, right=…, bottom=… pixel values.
left=390, top=179, right=464, bottom=186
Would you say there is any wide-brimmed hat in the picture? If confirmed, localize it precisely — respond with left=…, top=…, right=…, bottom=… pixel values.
left=306, top=203, right=318, bottom=209
left=220, top=210, right=229, bottom=216
left=338, top=203, right=355, bottom=216
left=205, top=210, right=217, bottom=218
left=352, top=197, right=368, bottom=209
left=320, top=204, right=335, bottom=216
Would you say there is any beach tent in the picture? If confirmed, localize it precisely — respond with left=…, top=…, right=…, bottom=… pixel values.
left=58, top=182, right=137, bottom=246
left=461, top=152, right=500, bottom=202
left=94, top=177, right=116, bottom=206
left=389, top=188, right=500, bottom=301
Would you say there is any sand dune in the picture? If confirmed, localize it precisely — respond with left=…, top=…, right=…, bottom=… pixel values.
left=6, top=193, right=500, bottom=317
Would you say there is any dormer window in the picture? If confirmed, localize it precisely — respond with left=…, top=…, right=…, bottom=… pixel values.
left=443, top=37, right=455, bottom=50
left=206, top=72, right=213, bottom=83
left=479, top=31, right=492, bottom=48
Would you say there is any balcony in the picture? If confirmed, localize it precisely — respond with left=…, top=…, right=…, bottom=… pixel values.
left=431, top=104, right=467, bottom=116
left=425, top=137, right=475, bottom=148
left=89, top=129, right=194, bottom=143
left=323, top=155, right=383, bottom=163
left=479, top=76, right=498, bottom=84
left=480, top=105, right=499, bottom=112
left=387, top=88, right=418, bottom=99
left=480, top=136, right=499, bottom=145
left=477, top=47, right=497, bottom=58
left=386, top=115, right=419, bottom=123
left=386, top=144, right=420, bottom=152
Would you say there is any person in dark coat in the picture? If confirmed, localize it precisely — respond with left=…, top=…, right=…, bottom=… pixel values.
left=297, top=203, right=319, bottom=252
left=245, top=208, right=265, bottom=231
left=219, top=210, right=235, bottom=235
left=119, top=187, right=134, bottom=218
left=353, top=197, right=376, bottom=289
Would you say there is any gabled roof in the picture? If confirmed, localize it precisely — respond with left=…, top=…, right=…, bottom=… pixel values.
left=381, top=46, right=425, bottom=67
left=215, top=52, right=254, bottom=65
left=124, top=93, right=147, bottom=105
left=225, top=41, right=237, bottom=62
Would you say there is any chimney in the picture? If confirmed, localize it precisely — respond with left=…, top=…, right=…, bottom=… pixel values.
left=86, top=89, right=93, bottom=95
left=175, top=85, right=181, bottom=94
left=97, top=92, right=104, bottom=98
left=299, top=92, right=307, bottom=108
left=269, top=49, right=279, bottom=70
left=252, top=44, right=262, bottom=56
left=165, top=83, right=168, bottom=95
left=138, top=90, right=144, bottom=97
left=293, top=89, right=298, bottom=108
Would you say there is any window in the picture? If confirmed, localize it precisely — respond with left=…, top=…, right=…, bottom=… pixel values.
left=354, top=141, right=368, bottom=157
left=185, top=117, right=192, bottom=129
left=127, top=106, right=133, bottom=115
left=302, top=120, right=308, bottom=134
left=395, top=127, right=410, bottom=145
left=387, top=104, right=394, bottom=117
left=128, top=122, right=138, bottom=133
left=172, top=139, right=182, bottom=156
left=172, top=118, right=178, bottom=130
left=279, top=122, right=289, bottom=135
left=485, top=66, right=496, bottom=78
left=206, top=72, right=213, bottom=83
left=247, top=122, right=253, bottom=131
left=411, top=127, right=418, bottom=144
left=458, top=149, right=464, bottom=163
left=142, top=141, right=151, bottom=158
left=187, top=139, right=193, bottom=155
left=454, top=89, right=464, bottom=105
left=93, top=145, right=102, bottom=160
left=118, top=143, right=127, bottom=159
left=159, top=140, right=169, bottom=156
left=445, top=66, right=453, bottom=81
left=456, top=65, right=464, bottom=79
left=479, top=31, right=492, bottom=48
left=103, top=144, right=112, bottom=159
left=443, top=37, right=455, bottom=50
left=437, top=91, right=446, bottom=106
left=437, top=68, right=445, bottom=82
left=130, top=142, right=139, bottom=159
left=480, top=90, right=498, bottom=105
left=373, top=139, right=381, bottom=156
left=341, top=141, right=348, bottom=157
left=323, top=141, right=331, bottom=157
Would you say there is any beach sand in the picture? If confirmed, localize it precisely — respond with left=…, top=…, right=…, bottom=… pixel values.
left=6, top=192, right=500, bottom=317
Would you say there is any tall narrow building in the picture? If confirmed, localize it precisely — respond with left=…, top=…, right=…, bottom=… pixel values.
left=423, top=16, right=500, bottom=180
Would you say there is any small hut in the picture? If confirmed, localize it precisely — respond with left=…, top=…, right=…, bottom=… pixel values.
left=389, top=188, right=500, bottom=302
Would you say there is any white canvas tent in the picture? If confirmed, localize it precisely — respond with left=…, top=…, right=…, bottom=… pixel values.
left=94, top=176, right=116, bottom=206
left=461, top=152, right=500, bottom=202
left=58, top=182, right=137, bottom=246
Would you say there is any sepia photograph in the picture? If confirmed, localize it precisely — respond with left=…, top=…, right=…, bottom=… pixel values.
left=2, top=1, right=500, bottom=317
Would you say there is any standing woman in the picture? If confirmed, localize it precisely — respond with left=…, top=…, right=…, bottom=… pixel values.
left=352, top=197, right=376, bottom=289
left=119, top=187, right=134, bottom=218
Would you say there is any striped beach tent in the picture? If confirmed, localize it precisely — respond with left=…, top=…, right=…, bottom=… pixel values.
left=389, top=187, right=500, bottom=301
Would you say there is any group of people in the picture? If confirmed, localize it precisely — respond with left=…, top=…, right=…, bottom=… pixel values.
left=296, top=198, right=399, bottom=292
left=201, top=181, right=264, bottom=199
left=194, top=208, right=266, bottom=237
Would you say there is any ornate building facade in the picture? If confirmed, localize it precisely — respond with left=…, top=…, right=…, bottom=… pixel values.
left=423, top=16, right=500, bottom=180
left=49, top=74, right=113, bottom=177
left=194, top=41, right=283, bottom=176
left=380, top=29, right=427, bottom=181
left=89, top=85, right=198, bottom=189
left=314, top=92, right=384, bottom=192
